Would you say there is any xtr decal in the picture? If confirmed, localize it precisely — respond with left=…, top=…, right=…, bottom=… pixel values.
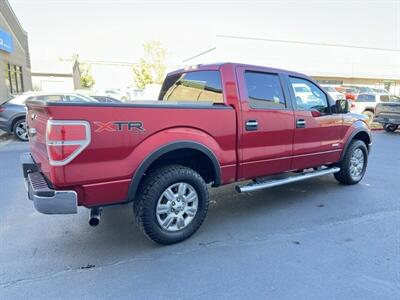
left=94, top=121, right=145, bottom=133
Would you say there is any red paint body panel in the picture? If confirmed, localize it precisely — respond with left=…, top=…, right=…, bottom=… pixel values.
left=26, top=63, right=370, bottom=208
left=291, top=111, right=343, bottom=169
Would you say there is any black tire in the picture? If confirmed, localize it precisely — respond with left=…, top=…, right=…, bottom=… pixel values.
left=383, top=123, right=398, bottom=132
left=134, top=165, right=209, bottom=245
left=13, top=119, right=28, bottom=141
left=362, top=111, right=374, bottom=125
left=334, top=140, right=368, bottom=185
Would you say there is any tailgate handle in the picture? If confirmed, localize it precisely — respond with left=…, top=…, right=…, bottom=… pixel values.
left=245, top=120, right=258, bottom=131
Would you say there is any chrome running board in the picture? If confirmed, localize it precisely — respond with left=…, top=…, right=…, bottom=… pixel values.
left=236, top=167, right=340, bottom=193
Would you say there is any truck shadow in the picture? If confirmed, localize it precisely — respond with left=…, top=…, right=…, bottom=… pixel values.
left=83, top=176, right=348, bottom=251
left=25, top=175, right=368, bottom=272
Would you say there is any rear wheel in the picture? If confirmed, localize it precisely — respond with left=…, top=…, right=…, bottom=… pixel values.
left=383, top=123, right=398, bottom=132
left=134, top=165, right=209, bottom=245
left=334, top=140, right=368, bottom=185
left=13, top=119, right=28, bottom=141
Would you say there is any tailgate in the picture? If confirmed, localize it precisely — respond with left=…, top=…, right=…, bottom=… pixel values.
left=375, top=103, right=400, bottom=116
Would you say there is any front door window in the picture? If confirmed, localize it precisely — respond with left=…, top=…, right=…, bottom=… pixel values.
left=289, top=77, right=329, bottom=114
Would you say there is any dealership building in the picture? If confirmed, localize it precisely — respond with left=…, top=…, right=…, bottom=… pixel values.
left=184, top=35, right=400, bottom=95
left=0, top=0, right=32, bottom=100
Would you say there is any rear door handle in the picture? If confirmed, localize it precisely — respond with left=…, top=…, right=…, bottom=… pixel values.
left=245, top=120, right=258, bottom=131
left=296, top=119, right=306, bottom=128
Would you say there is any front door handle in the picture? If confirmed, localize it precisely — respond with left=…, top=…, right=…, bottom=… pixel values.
left=296, top=119, right=306, bottom=128
left=245, top=120, right=258, bottom=131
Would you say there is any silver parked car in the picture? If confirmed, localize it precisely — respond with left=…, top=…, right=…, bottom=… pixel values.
left=0, top=93, right=97, bottom=141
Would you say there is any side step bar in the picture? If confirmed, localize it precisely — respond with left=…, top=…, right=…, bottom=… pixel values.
left=236, top=167, right=340, bottom=193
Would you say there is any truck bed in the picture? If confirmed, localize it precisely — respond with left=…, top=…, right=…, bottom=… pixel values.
left=26, top=100, right=237, bottom=207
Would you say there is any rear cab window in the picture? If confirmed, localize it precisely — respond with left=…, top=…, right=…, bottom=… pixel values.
left=159, top=70, right=223, bottom=103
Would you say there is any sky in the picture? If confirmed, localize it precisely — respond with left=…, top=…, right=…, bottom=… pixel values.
left=8, top=0, right=400, bottom=68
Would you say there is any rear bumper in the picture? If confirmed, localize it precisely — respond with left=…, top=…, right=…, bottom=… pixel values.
left=21, top=152, right=78, bottom=214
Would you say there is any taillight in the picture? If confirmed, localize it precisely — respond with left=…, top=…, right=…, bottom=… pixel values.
left=0, top=106, right=5, bottom=113
left=46, top=120, right=91, bottom=166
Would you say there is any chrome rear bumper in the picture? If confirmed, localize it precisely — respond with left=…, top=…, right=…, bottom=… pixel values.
left=21, top=153, right=78, bottom=214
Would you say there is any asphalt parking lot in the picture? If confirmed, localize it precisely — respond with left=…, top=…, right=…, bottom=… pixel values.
left=0, top=131, right=399, bottom=300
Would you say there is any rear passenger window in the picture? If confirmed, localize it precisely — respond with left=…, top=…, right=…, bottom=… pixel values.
left=244, top=72, right=286, bottom=109
left=159, top=71, right=223, bottom=103
left=380, top=95, right=389, bottom=102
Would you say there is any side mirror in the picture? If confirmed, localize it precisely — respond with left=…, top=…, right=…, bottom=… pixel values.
left=310, top=109, right=321, bottom=118
left=334, top=99, right=349, bottom=114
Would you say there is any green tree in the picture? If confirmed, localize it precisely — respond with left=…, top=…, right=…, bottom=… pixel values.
left=133, top=41, right=167, bottom=89
left=79, top=63, right=95, bottom=88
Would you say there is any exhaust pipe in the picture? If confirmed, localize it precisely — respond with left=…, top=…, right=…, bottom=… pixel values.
left=89, top=208, right=102, bottom=227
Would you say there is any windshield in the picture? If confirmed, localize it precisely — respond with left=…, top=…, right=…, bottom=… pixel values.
left=359, top=87, right=374, bottom=93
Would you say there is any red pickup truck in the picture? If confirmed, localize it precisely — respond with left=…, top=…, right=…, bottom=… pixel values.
left=21, top=63, right=371, bottom=244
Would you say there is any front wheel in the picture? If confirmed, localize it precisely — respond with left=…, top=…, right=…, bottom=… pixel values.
left=134, top=165, right=209, bottom=245
left=383, top=123, right=398, bottom=132
left=334, top=140, right=368, bottom=185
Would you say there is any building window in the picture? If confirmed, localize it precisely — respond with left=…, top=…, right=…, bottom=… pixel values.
left=3, top=62, right=24, bottom=94
left=3, top=62, right=10, bottom=93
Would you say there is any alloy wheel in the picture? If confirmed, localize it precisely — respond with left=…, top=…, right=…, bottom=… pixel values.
left=15, top=121, right=28, bottom=141
left=156, top=182, right=199, bottom=232
left=349, top=148, right=364, bottom=180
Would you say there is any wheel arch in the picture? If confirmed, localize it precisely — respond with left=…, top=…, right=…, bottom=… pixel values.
left=127, top=141, right=222, bottom=203
left=362, top=108, right=375, bottom=113
left=340, top=128, right=371, bottom=160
